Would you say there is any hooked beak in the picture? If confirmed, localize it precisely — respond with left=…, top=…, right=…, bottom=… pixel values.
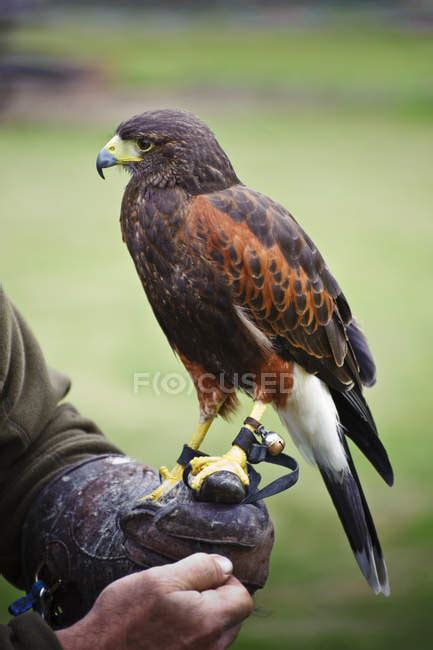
left=96, top=134, right=142, bottom=179
left=96, top=149, right=116, bottom=179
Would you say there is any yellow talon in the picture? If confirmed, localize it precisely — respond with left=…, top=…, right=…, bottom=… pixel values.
left=140, top=463, right=184, bottom=502
left=159, top=465, right=173, bottom=481
left=189, top=445, right=249, bottom=491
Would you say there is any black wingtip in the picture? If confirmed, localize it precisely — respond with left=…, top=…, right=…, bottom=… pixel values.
left=385, top=466, right=394, bottom=487
left=360, top=430, right=394, bottom=487
left=331, top=386, right=394, bottom=487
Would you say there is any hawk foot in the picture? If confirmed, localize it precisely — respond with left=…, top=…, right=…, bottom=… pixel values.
left=188, top=446, right=249, bottom=505
left=140, top=464, right=183, bottom=502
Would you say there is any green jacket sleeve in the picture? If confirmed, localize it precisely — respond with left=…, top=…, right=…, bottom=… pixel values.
left=0, top=285, right=121, bottom=588
left=0, top=613, right=62, bottom=650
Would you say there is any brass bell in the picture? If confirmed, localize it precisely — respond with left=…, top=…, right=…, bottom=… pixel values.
left=259, top=428, right=285, bottom=456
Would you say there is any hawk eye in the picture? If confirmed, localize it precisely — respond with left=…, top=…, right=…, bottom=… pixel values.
left=137, top=138, right=154, bottom=153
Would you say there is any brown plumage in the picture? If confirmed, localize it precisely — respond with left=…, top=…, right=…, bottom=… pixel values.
left=97, top=109, right=393, bottom=595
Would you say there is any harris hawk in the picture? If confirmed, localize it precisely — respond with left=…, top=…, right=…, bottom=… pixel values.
left=96, top=109, right=393, bottom=596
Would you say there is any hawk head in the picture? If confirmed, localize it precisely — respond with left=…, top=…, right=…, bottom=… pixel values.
left=96, top=109, right=240, bottom=194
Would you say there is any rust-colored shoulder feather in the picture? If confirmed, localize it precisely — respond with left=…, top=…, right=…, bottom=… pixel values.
left=187, top=186, right=360, bottom=391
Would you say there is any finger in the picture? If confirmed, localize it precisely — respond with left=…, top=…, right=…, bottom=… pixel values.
left=202, top=578, right=254, bottom=627
left=144, top=553, right=233, bottom=593
left=216, top=624, right=242, bottom=650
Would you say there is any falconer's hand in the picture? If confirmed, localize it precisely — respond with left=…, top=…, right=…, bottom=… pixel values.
left=56, top=553, right=253, bottom=650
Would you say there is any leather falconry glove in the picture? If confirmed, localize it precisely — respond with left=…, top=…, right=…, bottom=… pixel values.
left=16, top=454, right=275, bottom=630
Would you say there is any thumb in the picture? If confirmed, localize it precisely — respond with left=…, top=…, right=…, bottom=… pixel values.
left=146, top=553, right=233, bottom=593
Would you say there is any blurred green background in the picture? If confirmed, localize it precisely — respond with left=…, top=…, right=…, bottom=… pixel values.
left=1, top=2, right=432, bottom=649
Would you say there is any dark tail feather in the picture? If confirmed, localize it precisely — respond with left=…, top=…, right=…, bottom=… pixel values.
left=331, top=385, right=394, bottom=487
left=318, top=443, right=390, bottom=596
left=342, top=439, right=390, bottom=591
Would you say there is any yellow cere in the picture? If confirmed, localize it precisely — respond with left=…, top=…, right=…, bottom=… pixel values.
left=102, top=134, right=143, bottom=163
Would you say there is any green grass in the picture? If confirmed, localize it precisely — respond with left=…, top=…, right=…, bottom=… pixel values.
left=2, top=11, right=433, bottom=649
left=11, top=18, right=433, bottom=116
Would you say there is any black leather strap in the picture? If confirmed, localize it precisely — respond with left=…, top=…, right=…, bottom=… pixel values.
left=232, top=427, right=257, bottom=456
left=241, top=451, right=299, bottom=504
left=177, top=444, right=207, bottom=467
left=180, top=426, right=299, bottom=503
